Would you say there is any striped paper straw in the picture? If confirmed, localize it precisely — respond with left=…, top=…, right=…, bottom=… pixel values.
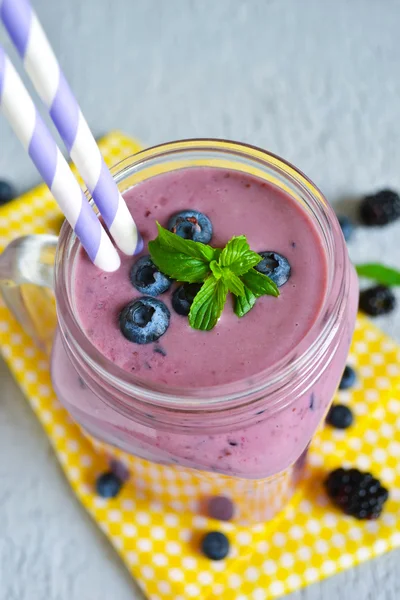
left=0, top=45, right=121, bottom=272
left=0, top=0, right=143, bottom=257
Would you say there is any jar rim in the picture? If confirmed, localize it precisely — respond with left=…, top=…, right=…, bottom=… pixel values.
left=55, top=138, right=349, bottom=417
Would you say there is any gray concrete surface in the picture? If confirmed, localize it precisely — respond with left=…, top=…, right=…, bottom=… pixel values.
left=1, top=0, right=400, bottom=598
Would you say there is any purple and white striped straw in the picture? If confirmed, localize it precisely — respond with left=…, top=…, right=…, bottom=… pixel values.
left=0, top=0, right=143, bottom=257
left=0, top=45, right=120, bottom=272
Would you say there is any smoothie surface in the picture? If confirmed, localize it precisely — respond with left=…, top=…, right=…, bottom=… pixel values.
left=74, top=167, right=328, bottom=387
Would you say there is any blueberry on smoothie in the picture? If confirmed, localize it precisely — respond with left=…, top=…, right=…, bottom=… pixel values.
left=172, top=283, right=202, bottom=316
left=119, top=297, right=170, bottom=344
left=201, top=531, right=230, bottom=560
left=255, top=251, right=291, bottom=287
left=168, top=210, right=213, bottom=243
left=130, top=255, right=172, bottom=296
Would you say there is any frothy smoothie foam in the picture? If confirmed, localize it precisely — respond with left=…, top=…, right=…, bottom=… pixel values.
left=74, top=167, right=328, bottom=388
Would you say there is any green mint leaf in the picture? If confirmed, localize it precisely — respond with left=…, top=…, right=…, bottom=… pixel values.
left=219, top=235, right=261, bottom=275
left=149, top=238, right=210, bottom=282
left=234, top=286, right=257, bottom=317
left=213, top=248, right=222, bottom=261
left=148, top=222, right=217, bottom=283
left=210, top=260, right=223, bottom=280
left=234, top=270, right=278, bottom=318
left=148, top=223, right=280, bottom=330
left=355, top=263, right=400, bottom=287
left=154, top=222, right=215, bottom=262
left=223, top=270, right=245, bottom=296
left=241, top=268, right=279, bottom=298
left=189, top=276, right=228, bottom=330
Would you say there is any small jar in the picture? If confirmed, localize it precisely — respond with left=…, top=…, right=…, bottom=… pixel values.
left=50, top=140, right=358, bottom=524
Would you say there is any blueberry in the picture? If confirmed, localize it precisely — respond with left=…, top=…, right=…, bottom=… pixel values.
left=130, top=255, right=171, bottom=296
left=337, top=215, right=354, bottom=242
left=255, top=251, right=291, bottom=287
left=207, top=496, right=235, bottom=521
left=0, top=180, right=16, bottom=205
left=119, top=297, right=170, bottom=344
left=95, top=472, right=123, bottom=498
left=201, top=531, right=230, bottom=560
left=359, top=285, right=396, bottom=317
left=326, top=404, right=354, bottom=429
left=168, top=210, right=213, bottom=243
left=339, top=365, right=356, bottom=390
left=171, top=283, right=202, bottom=316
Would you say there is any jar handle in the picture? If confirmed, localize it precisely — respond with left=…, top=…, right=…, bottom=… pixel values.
left=0, top=235, right=58, bottom=353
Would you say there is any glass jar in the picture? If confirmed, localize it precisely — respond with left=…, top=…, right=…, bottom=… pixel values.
left=1, top=140, right=359, bottom=524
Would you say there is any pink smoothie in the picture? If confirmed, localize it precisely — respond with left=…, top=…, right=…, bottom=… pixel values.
left=51, top=166, right=357, bottom=482
left=74, top=168, right=328, bottom=388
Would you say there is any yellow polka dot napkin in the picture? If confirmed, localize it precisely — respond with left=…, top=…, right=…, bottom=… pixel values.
left=1, top=131, right=400, bottom=600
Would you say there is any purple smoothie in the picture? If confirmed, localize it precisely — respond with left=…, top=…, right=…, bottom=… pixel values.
left=53, top=165, right=358, bottom=481
left=50, top=149, right=358, bottom=522
left=74, top=168, right=328, bottom=388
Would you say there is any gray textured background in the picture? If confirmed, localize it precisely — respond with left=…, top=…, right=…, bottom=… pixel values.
left=1, top=1, right=400, bottom=599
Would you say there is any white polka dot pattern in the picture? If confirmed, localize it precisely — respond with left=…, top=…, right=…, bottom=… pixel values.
left=1, top=133, right=400, bottom=600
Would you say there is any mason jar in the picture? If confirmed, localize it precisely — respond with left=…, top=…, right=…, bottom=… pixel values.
left=0, top=140, right=359, bottom=524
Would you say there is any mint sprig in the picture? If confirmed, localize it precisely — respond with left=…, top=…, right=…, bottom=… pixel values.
left=234, top=286, right=257, bottom=318
left=148, top=223, right=217, bottom=282
left=219, top=235, right=261, bottom=274
left=224, top=270, right=246, bottom=296
left=149, top=223, right=279, bottom=330
left=355, top=263, right=400, bottom=287
left=234, top=268, right=279, bottom=317
left=189, top=275, right=228, bottom=330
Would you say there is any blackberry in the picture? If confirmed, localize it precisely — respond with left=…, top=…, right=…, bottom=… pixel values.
left=360, top=189, right=400, bottom=226
left=325, top=468, right=389, bottom=519
left=359, top=286, right=396, bottom=317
